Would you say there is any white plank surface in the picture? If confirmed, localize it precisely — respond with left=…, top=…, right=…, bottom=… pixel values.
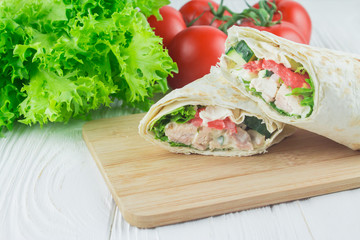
left=1, top=0, right=359, bottom=239
left=0, top=123, right=113, bottom=239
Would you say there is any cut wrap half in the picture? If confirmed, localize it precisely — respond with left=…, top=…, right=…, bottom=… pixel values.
left=138, top=69, right=295, bottom=157
left=220, top=26, right=360, bottom=150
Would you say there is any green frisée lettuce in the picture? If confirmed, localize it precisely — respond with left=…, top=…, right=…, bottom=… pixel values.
left=0, top=0, right=176, bottom=132
left=0, top=82, right=25, bottom=131
left=150, top=105, right=197, bottom=143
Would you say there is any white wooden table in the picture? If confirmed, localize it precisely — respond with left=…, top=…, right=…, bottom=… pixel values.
left=1, top=0, right=360, bottom=239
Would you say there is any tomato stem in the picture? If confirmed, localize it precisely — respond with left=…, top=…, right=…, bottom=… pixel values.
left=187, top=1, right=221, bottom=27
left=242, top=0, right=282, bottom=27
left=210, top=0, right=283, bottom=34
left=187, top=11, right=206, bottom=27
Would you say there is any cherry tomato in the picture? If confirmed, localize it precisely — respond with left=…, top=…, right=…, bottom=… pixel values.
left=207, top=117, right=237, bottom=134
left=253, top=0, right=312, bottom=43
left=179, top=0, right=231, bottom=28
left=275, top=1, right=311, bottom=43
left=243, top=59, right=309, bottom=88
left=147, top=6, right=186, bottom=48
left=167, top=26, right=227, bottom=89
left=240, top=20, right=306, bottom=44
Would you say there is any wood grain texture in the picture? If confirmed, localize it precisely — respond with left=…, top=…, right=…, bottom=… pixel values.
left=83, top=113, right=360, bottom=228
left=110, top=201, right=315, bottom=240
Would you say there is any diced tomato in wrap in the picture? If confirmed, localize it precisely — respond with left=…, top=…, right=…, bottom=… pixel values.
left=189, top=107, right=205, bottom=127
left=243, top=59, right=310, bottom=89
left=190, top=108, right=237, bottom=134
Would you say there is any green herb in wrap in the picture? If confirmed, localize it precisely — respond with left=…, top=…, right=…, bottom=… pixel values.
left=0, top=0, right=176, bottom=132
left=244, top=116, right=271, bottom=139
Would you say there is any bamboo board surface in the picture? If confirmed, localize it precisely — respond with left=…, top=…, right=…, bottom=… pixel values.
left=82, top=113, right=360, bottom=228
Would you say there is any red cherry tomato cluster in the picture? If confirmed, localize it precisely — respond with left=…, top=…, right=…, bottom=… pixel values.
left=147, top=0, right=311, bottom=89
left=148, top=1, right=228, bottom=89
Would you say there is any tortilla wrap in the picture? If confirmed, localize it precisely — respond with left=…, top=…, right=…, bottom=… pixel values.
left=138, top=69, right=295, bottom=157
left=219, top=26, right=360, bottom=150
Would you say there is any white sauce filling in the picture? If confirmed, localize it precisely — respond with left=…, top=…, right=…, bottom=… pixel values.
left=199, top=106, right=234, bottom=126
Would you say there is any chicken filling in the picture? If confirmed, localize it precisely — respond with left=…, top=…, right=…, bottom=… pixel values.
left=164, top=122, right=264, bottom=151
left=151, top=105, right=274, bottom=151
left=232, top=60, right=314, bottom=118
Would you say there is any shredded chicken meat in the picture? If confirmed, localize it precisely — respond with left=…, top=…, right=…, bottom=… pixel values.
left=165, top=122, right=255, bottom=151
left=234, top=68, right=311, bottom=117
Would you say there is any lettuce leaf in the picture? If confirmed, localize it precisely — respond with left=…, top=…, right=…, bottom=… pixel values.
left=243, top=116, right=271, bottom=139
left=132, top=0, right=170, bottom=19
left=18, top=69, right=117, bottom=125
left=0, top=82, right=26, bottom=133
left=0, top=0, right=176, bottom=131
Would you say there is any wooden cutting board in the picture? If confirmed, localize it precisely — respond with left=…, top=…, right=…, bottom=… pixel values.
left=82, top=113, right=360, bottom=228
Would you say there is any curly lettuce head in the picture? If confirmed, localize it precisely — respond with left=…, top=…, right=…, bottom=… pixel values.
left=0, top=0, right=176, bottom=129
